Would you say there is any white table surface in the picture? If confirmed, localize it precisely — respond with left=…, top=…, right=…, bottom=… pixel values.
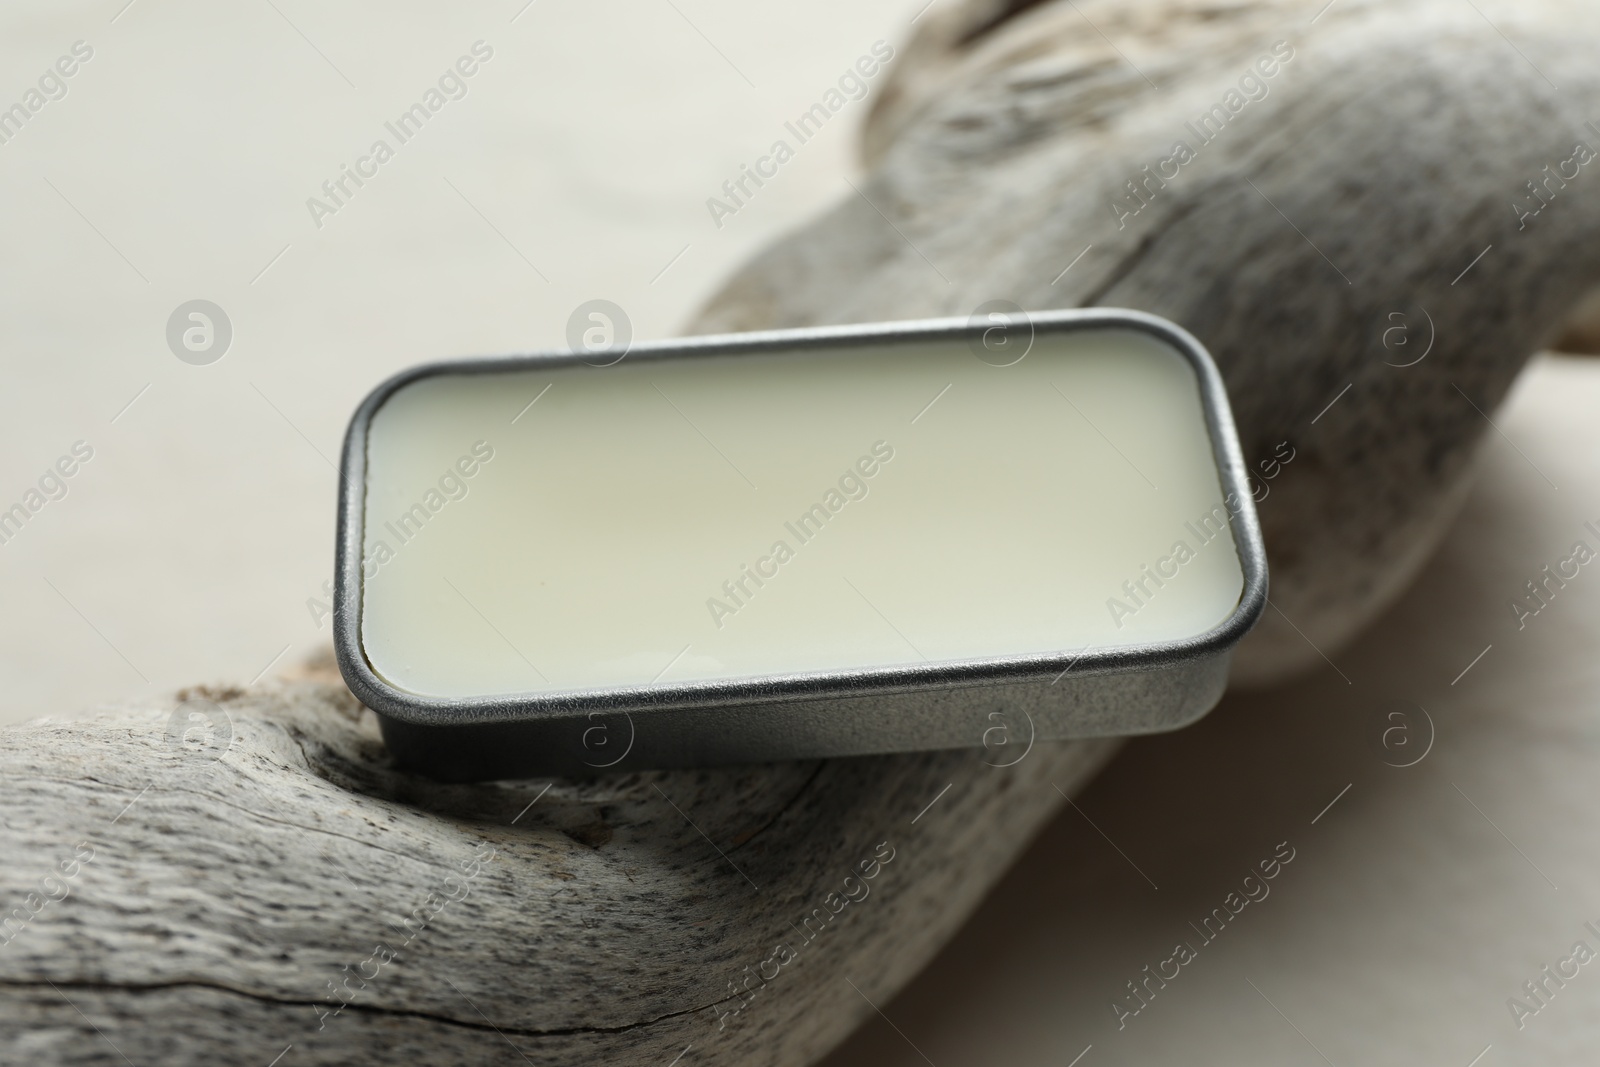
left=0, top=0, right=914, bottom=725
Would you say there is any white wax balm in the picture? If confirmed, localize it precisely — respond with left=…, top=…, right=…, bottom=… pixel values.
left=356, top=326, right=1247, bottom=702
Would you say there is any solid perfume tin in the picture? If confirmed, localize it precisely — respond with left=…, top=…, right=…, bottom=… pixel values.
left=332, top=309, right=1267, bottom=781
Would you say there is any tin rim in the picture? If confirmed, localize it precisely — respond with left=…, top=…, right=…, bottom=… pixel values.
left=332, top=308, right=1269, bottom=727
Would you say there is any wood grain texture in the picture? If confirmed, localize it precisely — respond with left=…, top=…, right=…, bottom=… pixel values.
left=8, top=0, right=1600, bottom=1062
left=0, top=670, right=1117, bottom=1064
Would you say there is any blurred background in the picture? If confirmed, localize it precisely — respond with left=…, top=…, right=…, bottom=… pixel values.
left=0, top=0, right=913, bottom=723
left=6, top=2, right=1600, bottom=1065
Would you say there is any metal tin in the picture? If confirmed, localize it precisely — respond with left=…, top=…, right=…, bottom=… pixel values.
left=333, top=309, right=1267, bottom=781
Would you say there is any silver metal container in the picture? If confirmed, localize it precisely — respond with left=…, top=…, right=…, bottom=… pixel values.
left=333, top=309, right=1267, bottom=781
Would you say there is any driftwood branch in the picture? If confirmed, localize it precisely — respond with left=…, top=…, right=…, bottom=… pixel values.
left=696, top=0, right=1600, bottom=685
left=8, top=0, right=1600, bottom=1063
left=0, top=668, right=1115, bottom=1064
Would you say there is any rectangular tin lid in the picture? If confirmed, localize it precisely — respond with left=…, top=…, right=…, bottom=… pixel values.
left=333, top=309, right=1266, bottom=734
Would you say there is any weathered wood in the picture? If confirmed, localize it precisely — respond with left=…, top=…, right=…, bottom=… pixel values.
left=8, top=0, right=1600, bottom=1063
left=696, top=0, right=1600, bottom=685
left=0, top=666, right=1116, bottom=1064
